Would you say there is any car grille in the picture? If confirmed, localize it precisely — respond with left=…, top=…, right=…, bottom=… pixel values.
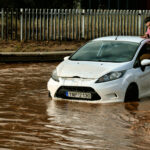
left=55, top=86, right=101, bottom=101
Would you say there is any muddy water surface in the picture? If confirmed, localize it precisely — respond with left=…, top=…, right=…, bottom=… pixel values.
left=0, top=63, right=150, bottom=150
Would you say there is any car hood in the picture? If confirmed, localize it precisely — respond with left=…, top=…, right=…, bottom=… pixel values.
left=57, top=60, right=131, bottom=79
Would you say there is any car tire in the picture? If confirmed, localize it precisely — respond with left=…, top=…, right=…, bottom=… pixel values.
left=124, top=84, right=139, bottom=102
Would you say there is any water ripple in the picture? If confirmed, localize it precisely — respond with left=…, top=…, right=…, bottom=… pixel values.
left=0, top=63, right=150, bottom=149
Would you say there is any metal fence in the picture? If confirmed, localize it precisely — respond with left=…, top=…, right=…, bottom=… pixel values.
left=0, top=8, right=150, bottom=41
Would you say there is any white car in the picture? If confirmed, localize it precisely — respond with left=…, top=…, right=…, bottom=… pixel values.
left=47, top=36, right=150, bottom=103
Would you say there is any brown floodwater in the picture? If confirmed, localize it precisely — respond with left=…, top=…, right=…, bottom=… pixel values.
left=0, top=62, right=150, bottom=150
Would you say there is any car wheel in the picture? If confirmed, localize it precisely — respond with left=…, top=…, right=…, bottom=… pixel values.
left=124, top=84, right=139, bottom=102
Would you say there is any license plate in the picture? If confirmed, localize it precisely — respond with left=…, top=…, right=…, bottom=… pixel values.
left=66, top=91, right=91, bottom=99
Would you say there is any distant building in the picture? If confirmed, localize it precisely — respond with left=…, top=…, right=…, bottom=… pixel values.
left=81, top=0, right=150, bottom=10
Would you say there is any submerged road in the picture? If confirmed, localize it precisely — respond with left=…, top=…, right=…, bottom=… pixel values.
left=0, top=62, right=150, bottom=150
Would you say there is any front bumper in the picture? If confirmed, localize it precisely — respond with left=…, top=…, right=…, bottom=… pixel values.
left=47, top=77, right=128, bottom=103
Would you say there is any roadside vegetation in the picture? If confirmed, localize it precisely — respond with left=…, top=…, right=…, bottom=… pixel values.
left=0, top=40, right=85, bottom=52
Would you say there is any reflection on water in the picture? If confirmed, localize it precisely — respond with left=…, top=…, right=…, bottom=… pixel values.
left=0, top=63, right=150, bottom=150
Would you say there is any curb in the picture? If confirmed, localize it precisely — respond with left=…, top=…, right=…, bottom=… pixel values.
left=0, top=51, right=75, bottom=62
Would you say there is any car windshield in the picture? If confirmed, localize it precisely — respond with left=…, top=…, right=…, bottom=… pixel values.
left=70, top=41, right=139, bottom=62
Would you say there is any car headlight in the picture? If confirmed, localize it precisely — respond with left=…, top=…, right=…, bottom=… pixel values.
left=95, top=70, right=126, bottom=83
left=51, top=69, right=59, bottom=82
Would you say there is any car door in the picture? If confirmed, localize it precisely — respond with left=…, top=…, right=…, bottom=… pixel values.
left=133, top=42, right=150, bottom=98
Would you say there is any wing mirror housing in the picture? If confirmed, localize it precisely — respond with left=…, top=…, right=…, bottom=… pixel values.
left=64, top=56, right=70, bottom=61
left=141, top=59, right=150, bottom=66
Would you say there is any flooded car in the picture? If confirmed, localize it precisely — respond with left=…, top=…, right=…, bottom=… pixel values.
left=47, top=36, right=150, bottom=103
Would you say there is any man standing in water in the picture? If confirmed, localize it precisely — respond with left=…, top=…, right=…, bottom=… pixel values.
left=142, top=17, right=150, bottom=38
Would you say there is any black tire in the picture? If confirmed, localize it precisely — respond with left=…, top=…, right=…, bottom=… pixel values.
left=124, top=84, right=139, bottom=102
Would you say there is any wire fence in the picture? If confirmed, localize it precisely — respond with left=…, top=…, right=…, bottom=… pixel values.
left=0, top=8, right=150, bottom=41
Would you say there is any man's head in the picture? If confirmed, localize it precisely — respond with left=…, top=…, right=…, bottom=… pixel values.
left=144, top=17, right=150, bottom=28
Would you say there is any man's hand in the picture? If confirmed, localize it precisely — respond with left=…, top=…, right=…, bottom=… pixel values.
left=141, top=34, right=149, bottom=38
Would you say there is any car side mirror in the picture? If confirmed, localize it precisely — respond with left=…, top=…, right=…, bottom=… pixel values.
left=141, top=59, right=150, bottom=66
left=64, top=56, right=69, bottom=61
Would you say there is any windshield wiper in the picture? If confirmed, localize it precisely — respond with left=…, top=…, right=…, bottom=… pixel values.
left=96, top=59, right=103, bottom=62
left=70, top=58, right=79, bottom=61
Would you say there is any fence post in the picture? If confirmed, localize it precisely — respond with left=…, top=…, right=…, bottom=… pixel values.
left=119, top=10, right=122, bottom=35
left=10, top=8, right=13, bottom=40
left=25, top=8, right=27, bottom=41
left=97, top=10, right=99, bottom=37
left=141, top=10, right=144, bottom=35
left=1, top=8, right=4, bottom=40
left=65, top=9, right=68, bottom=40
left=93, top=10, right=96, bottom=38
left=20, top=8, right=23, bottom=41
left=122, top=10, right=125, bottom=35
left=32, top=9, right=35, bottom=40
left=135, top=10, right=138, bottom=36
left=68, top=9, right=71, bottom=40
left=109, top=10, right=112, bottom=35
left=113, top=10, right=116, bottom=35
left=116, top=10, right=119, bottom=35
left=90, top=9, right=93, bottom=39
left=36, top=9, right=38, bottom=40
left=58, top=9, right=60, bottom=40
left=87, top=9, right=90, bottom=39
left=50, top=9, right=53, bottom=40
left=75, top=9, right=78, bottom=40
left=29, top=8, right=31, bottom=40
left=47, top=9, right=49, bottom=40
left=126, top=10, right=129, bottom=35
left=79, top=9, right=81, bottom=40
left=40, top=9, right=42, bottom=40
left=103, top=9, right=107, bottom=36
left=43, top=9, right=46, bottom=40
left=54, top=9, right=56, bottom=40
left=132, top=10, right=136, bottom=35
left=106, top=10, right=109, bottom=36
left=15, top=8, right=18, bottom=40
left=138, top=10, right=142, bottom=36
left=72, top=9, right=74, bottom=40
left=100, top=10, right=103, bottom=37
left=81, top=9, right=85, bottom=39
left=6, top=8, right=8, bottom=40
left=61, top=9, right=64, bottom=40
left=129, top=10, right=132, bottom=35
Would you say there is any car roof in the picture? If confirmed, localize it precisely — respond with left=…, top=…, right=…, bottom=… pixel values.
left=92, top=36, right=147, bottom=43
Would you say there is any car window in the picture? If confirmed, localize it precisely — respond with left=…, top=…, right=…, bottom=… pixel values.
left=70, top=41, right=139, bottom=62
left=140, top=42, right=150, bottom=59
left=134, top=42, right=150, bottom=68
